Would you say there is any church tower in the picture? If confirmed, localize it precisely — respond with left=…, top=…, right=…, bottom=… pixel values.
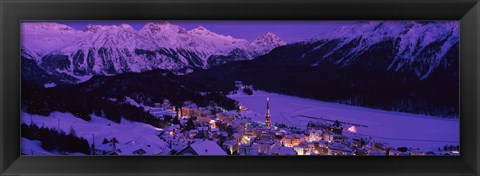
left=265, top=97, right=271, bottom=129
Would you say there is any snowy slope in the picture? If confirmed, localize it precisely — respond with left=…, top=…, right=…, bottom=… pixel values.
left=21, top=138, right=54, bottom=155
left=21, top=112, right=170, bottom=155
left=21, top=22, right=286, bottom=78
left=21, top=23, right=86, bottom=59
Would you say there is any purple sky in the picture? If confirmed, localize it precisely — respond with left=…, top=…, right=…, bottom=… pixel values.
left=45, top=20, right=355, bottom=43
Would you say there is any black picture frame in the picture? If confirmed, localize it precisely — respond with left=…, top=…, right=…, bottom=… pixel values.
left=1, top=0, right=479, bottom=175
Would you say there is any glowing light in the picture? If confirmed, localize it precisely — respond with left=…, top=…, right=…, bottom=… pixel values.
left=209, top=120, right=216, bottom=128
left=348, top=125, right=357, bottom=133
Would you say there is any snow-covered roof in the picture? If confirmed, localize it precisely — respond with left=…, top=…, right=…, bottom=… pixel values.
left=149, top=108, right=176, bottom=117
left=119, top=135, right=166, bottom=155
left=182, top=101, right=198, bottom=108
left=369, top=150, right=386, bottom=155
left=197, top=127, right=208, bottom=131
left=222, top=140, right=238, bottom=147
left=232, top=133, right=241, bottom=138
left=221, top=132, right=228, bottom=137
left=329, top=142, right=353, bottom=152
left=255, top=140, right=275, bottom=145
left=271, top=146, right=297, bottom=155
left=189, top=140, right=227, bottom=155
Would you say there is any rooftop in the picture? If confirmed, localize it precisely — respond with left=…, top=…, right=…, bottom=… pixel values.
left=189, top=140, right=227, bottom=155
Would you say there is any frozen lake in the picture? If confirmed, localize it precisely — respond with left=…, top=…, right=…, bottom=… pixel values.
left=228, top=90, right=460, bottom=151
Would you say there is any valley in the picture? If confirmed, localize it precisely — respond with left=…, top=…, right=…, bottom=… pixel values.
left=20, top=21, right=460, bottom=156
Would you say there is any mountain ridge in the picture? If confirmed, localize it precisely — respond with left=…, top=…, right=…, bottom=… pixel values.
left=192, top=21, right=459, bottom=118
left=21, top=21, right=287, bottom=79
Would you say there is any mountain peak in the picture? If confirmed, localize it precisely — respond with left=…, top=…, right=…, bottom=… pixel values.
left=260, top=32, right=283, bottom=41
left=194, top=25, right=207, bottom=31
left=143, top=21, right=171, bottom=27
left=118, top=24, right=134, bottom=29
left=22, top=22, right=291, bottom=76
left=264, top=32, right=278, bottom=37
left=189, top=25, right=217, bottom=36
left=83, top=24, right=134, bottom=33
left=141, top=21, right=187, bottom=34
left=250, top=32, right=286, bottom=50
left=22, top=22, right=78, bottom=33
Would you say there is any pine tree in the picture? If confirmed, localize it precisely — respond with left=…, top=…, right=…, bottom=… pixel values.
left=68, top=127, right=76, bottom=136
left=185, top=118, right=196, bottom=130
left=111, top=137, right=119, bottom=154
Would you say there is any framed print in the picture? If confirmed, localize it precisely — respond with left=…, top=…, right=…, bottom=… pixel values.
left=1, top=0, right=479, bottom=175
left=18, top=20, right=461, bottom=157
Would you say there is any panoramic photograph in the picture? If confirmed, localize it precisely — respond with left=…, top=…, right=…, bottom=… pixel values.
left=20, top=20, right=459, bottom=156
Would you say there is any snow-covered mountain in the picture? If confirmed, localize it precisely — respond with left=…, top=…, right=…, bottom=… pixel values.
left=195, top=21, right=459, bottom=117
left=21, top=21, right=286, bottom=78
left=22, top=21, right=458, bottom=85
left=250, top=32, right=287, bottom=52
left=206, top=32, right=286, bottom=67
left=21, top=23, right=86, bottom=59
left=306, top=21, right=459, bottom=80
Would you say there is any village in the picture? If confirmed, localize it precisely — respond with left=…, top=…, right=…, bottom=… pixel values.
left=90, top=85, right=460, bottom=156
left=19, top=21, right=461, bottom=158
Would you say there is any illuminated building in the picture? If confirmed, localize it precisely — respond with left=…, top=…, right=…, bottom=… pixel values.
left=328, top=143, right=354, bottom=155
left=216, top=112, right=236, bottom=123
left=308, top=130, right=322, bottom=142
left=265, top=97, right=271, bottom=129
left=255, top=140, right=275, bottom=154
left=239, top=144, right=258, bottom=155
left=222, top=140, right=239, bottom=154
left=314, top=141, right=329, bottom=155
left=322, top=131, right=344, bottom=143
left=209, top=120, right=216, bottom=128
left=373, top=142, right=391, bottom=153
left=181, top=106, right=195, bottom=119
left=259, top=133, right=275, bottom=141
left=328, top=120, right=343, bottom=134
left=293, top=141, right=316, bottom=155
left=281, top=135, right=302, bottom=147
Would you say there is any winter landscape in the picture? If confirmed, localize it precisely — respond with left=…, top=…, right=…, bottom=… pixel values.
left=21, top=21, right=459, bottom=156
